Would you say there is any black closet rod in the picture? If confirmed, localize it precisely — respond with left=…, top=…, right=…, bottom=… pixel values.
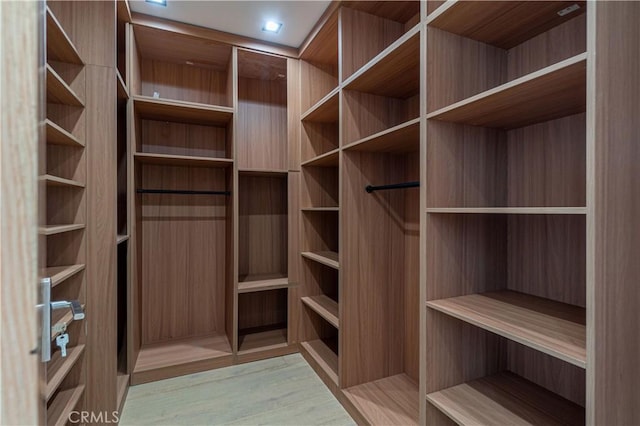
left=365, top=181, right=419, bottom=193
left=136, top=189, right=231, bottom=196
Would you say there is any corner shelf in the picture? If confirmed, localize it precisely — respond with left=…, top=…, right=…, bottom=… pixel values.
left=301, top=148, right=339, bottom=167
left=427, top=290, right=586, bottom=368
left=426, top=371, right=585, bottom=426
left=343, top=27, right=420, bottom=99
left=133, top=95, right=233, bottom=126
left=46, top=64, right=84, bottom=107
left=426, top=54, right=587, bottom=129
left=42, top=264, right=85, bottom=288
left=342, top=117, right=420, bottom=153
left=301, top=88, right=339, bottom=123
left=45, top=119, right=83, bottom=147
left=41, top=174, right=85, bottom=189
left=46, top=7, right=83, bottom=65
left=46, top=345, right=85, bottom=401
left=238, top=274, right=289, bottom=293
left=300, top=339, right=338, bottom=385
left=134, top=152, right=233, bottom=168
left=301, top=295, right=339, bottom=328
left=39, top=224, right=85, bottom=236
left=47, top=385, right=85, bottom=426
left=427, top=207, right=587, bottom=215
left=301, top=251, right=339, bottom=270
left=343, top=374, right=419, bottom=426
left=427, top=1, right=586, bottom=49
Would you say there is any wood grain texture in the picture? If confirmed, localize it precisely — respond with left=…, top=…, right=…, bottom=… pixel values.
left=340, top=6, right=406, bottom=81
left=300, top=61, right=339, bottom=115
left=237, top=290, right=287, bottom=331
left=343, top=117, right=419, bottom=153
left=237, top=77, right=287, bottom=171
left=46, top=7, right=83, bottom=65
left=589, top=2, right=640, bottom=424
left=46, top=64, right=84, bottom=107
left=139, top=165, right=229, bottom=344
left=342, top=374, right=419, bottom=426
left=301, top=295, right=339, bottom=329
left=301, top=148, right=339, bottom=167
left=427, top=291, right=586, bottom=368
left=47, top=385, right=85, bottom=426
left=45, top=119, right=83, bottom=147
left=300, top=165, right=339, bottom=208
left=341, top=151, right=419, bottom=387
left=342, top=1, right=420, bottom=24
left=426, top=371, right=584, bottom=426
left=237, top=328, right=287, bottom=354
left=427, top=1, right=585, bottom=50
left=300, top=10, right=339, bottom=65
left=237, top=49, right=287, bottom=81
left=287, top=59, right=301, bottom=171
left=1, top=2, right=40, bottom=423
left=134, top=96, right=233, bottom=126
left=287, top=172, right=301, bottom=345
left=300, top=340, right=339, bottom=384
left=46, top=345, right=86, bottom=401
left=428, top=54, right=587, bottom=129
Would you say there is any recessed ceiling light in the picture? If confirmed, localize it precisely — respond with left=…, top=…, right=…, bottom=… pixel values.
left=263, top=21, right=283, bottom=33
left=145, top=0, right=167, bottom=6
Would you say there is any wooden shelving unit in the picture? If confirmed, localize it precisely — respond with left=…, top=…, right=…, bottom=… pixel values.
left=238, top=275, right=289, bottom=293
left=134, top=152, right=233, bottom=168
left=46, top=345, right=86, bottom=400
left=427, top=207, right=587, bottom=215
left=47, top=385, right=85, bottom=426
left=237, top=328, right=288, bottom=354
left=41, top=174, right=85, bottom=188
left=300, top=148, right=339, bottom=167
left=46, top=64, right=84, bottom=107
left=300, top=339, right=338, bottom=384
left=301, top=251, right=339, bottom=270
left=133, top=96, right=233, bottom=126
left=426, top=372, right=585, bottom=426
left=45, top=7, right=83, bottom=65
left=301, top=295, right=339, bottom=328
left=45, top=119, right=83, bottom=147
left=342, top=117, right=420, bottom=153
left=39, top=224, right=85, bottom=236
left=41, top=264, right=85, bottom=288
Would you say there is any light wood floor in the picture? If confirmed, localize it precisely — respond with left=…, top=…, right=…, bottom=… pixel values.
left=120, top=354, right=356, bottom=425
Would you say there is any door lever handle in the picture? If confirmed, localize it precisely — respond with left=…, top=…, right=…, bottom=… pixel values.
left=51, top=300, right=85, bottom=320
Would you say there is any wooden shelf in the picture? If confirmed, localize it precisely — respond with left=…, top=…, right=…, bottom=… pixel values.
left=343, top=118, right=420, bottom=153
left=301, top=251, right=339, bottom=270
left=45, top=119, right=83, bottom=147
left=427, top=1, right=586, bottom=50
left=301, top=295, right=339, bottom=328
left=41, top=174, right=85, bottom=189
left=133, top=333, right=232, bottom=381
left=427, top=54, right=587, bottom=129
left=116, top=70, right=129, bottom=100
left=237, top=169, right=288, bottom=177
left=46, top=345, right=85, bottom=401
left=46, top=64, right=84, bottom=107
left=39, top=224, right=85, bottom=236
left=301, top=148, right=339, bottom=167
left=343, top=374, right=419, bottom=426
left=301, top=88, right=339, bottom=123
left=238, top=328, right=288, bottom=354
left=427, top=290, right=586, bottom=368
left=46, top=7, right=83, bottom=65
left=134, top=152, right=233, bottom=168
left=133, top=95, right=233, bottom=126
left=116, top=234, right=129, bottom=244
left=301, top=207, right=340, bottom=212
left=238, top=274, right=289, bottom=293
left=427, top=207, right=587, bottom=215
left=47, top=385, right=85, bottom=426
left=426, top=371, right=585, bottom=426
left=42, top=264, right=85, bottom=288
left=300, top=340, right=338, bottom=385
left=343, top=28, right=419, bottom=99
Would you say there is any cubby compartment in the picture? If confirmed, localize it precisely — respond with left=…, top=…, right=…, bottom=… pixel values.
left=301, top=165, right=339, bottom=209
left=340, top=2, right=420, bottom=81
left=132, top=164, right=234, bottom=384
left=132, top=98, right=233, bottom=166
left=301, top=90, right=339, bottom=164
left=340, top=146, right=420, bottom=424
left=299, top=11, right=339, bottom=114
left=238, top=289, right=288, bottom=353
left=425, top=312, right=585, bottom=425
left=427, top=9, right=587, bottom=122
left=238, top=173, right=288, bottom=290
left=301, top=208, right=339, bottom=270
left=131, top=25, right=233, bottom=108
left=237, top=50, right=287, bottom=172
left=426, top=213, right=586, bottom=366
left=427, top=113, right=586, bottom=210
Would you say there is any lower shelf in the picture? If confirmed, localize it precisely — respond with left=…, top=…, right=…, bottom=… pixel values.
left=132, top=333, right=233, bottom=384
left=117, top=374, right=129, bottom=411
left=47, top=385, right=85, bottom=426
left=426, top=371, right=585, bottom=426
left=46, top=344, right=85, bottom=400
left=238, top=327, right=288, bottom=354
left=343, top=374, right=419, bottom=426
left=300, top=339, right=338, bottom=385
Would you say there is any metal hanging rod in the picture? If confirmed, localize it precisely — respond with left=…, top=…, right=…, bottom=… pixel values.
left=136, top=189, right=231, bottom=196
left=365, top=181, right=419, bottom=193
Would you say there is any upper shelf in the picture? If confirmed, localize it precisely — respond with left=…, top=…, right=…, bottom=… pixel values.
left=46, top=64, right=84, bottom=107
left=301, top=88, right=339, bottom=123
left=301, top=295, right=339, bottom=329
left=301, top=148, right=339, bottom=168
left=343, top=118, right=420, bottom=153
left=426, top=371, right=585, bottom=426
left=41, top=174, right=85, bottom=189
left=42, top=264, right=85, bottom=288
left=427, top=1, right=587, bottom=49
left=301, top=251, right=339, bottom=270
left=45, top=119, right=83, bottom=147
left=133, top=96, right=233, bottom=127
left=427, top=53, right=586, bottom=129
left=134, top=152, right=233, bottom=168
left=343, top=28, right=420, bottom=99
left=300, top=10, right=339, bottom=65
left=427, top=290, right=586, bottom=368
left=46, top=7, right=83, bottom=65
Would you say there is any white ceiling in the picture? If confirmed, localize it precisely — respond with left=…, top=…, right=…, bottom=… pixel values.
left=129, top=1, right=332, bottom=48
